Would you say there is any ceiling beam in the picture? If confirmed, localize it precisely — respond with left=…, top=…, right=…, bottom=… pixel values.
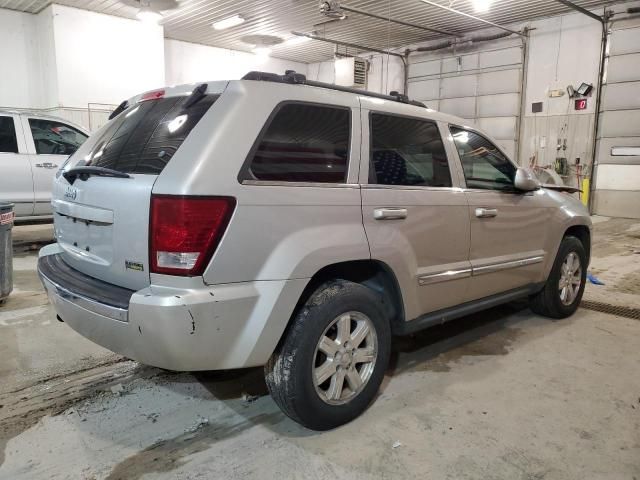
left=340, top=4, right=460, bottom=37
left=418, top=0, right=525, bottom=37
left=552, top=0, right=604, bottom=23
left=291, top=31, right=406, bottom=58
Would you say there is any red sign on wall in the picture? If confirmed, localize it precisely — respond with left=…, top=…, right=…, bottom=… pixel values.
left=575, top=98, right=588, bottom=111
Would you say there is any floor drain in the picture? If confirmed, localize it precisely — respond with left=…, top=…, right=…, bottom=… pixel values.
left=580, top=300, right=640, bottom=320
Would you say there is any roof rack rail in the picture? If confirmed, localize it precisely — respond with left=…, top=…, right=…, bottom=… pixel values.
left=241, top=70, right=427, bottom=108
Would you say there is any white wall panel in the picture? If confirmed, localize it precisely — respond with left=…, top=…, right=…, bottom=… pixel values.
left=477, top=69, right=520, bottom=95
left=595, top=164, right=640, bottom=190
left=602, top=82, right=640, bottom=111
left=608, top=26, right=640, bottom=55
left=409, top=60, right=441, bottom=78
left=597, top=137, right=640, bottom=165
left=477, top=93, right=520, bottom=117
left=606, top=53, right=640, bottom=83
left=442, top=54, right=478, bottom=73
left=479, top=47, right=521, bottom=69
left=599, top=110, right=640, bottom=137
left=440, top=75, right=477, bottom=98
left=439, top=97, right=476, bottom=118
left=477, top=117, right=518, bottom=140
left=408, top=79, right=440, bottom=101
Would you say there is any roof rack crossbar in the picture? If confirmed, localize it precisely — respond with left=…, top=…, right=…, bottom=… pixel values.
left=241, top=70, right=426, bottom=108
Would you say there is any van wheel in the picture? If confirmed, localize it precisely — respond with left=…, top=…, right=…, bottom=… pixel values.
left=264, top=280, right=391, bottom=430
left=530, top=236, right=587, bottom=319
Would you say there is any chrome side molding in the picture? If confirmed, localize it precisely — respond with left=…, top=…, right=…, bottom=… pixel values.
left=418, top=268, right=471, bottom=285
left=472, top=255, right=544, bottom=276
left=417, top=255, right=544, bottom=286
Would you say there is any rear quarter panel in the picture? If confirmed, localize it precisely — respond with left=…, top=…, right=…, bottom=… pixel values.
left=152, top=80, right=370, bottom=284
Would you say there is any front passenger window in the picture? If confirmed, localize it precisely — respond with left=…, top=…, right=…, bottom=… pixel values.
left=28, top=119, right=88, bottom=156
left=450, top=127, right=516, bottom=191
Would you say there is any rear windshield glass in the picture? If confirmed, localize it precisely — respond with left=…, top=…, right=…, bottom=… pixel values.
left=78, top=94, right=218, bottom=174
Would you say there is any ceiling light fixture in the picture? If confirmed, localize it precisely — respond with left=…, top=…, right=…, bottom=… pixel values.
left=136, top=7, right=162, bottom=23
left=284, top=36, right=311, bottom=46
left=212, top=14, right=245, bottom=30
left=253, top=46, right=271, bottom=58
left=471, top=0, right=492, bottom=13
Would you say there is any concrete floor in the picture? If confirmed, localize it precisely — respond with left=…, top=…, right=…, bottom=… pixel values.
left=0, top=219, right=639, bottom=479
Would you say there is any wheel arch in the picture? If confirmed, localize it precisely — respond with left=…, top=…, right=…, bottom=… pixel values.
left=288, top=260, right=406, bottom=336
left=563, top=224, right=591, bottom=264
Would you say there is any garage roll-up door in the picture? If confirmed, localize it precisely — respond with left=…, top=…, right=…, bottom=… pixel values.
left=593, top=18, right=640, bottom=219
left=407, top=39, right=524, bottom=161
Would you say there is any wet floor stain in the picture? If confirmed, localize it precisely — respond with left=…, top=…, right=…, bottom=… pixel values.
left=389, top=302, right=527, bottom=374
left=105, top=411, right=284, bottom=480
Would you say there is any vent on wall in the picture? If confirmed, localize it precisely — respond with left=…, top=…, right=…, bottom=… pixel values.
left=335, top=57, right=368, bottom=89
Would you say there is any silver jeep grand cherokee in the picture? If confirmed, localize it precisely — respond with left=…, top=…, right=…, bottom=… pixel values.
left=39, top=71, right=591, bottom=430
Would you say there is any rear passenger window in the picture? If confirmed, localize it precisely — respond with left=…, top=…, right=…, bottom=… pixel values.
left=369, top=113, right=451, bottom=187
left=0, top=116, right=19, bottom=153
left=244, top=103, right=350, bottom=183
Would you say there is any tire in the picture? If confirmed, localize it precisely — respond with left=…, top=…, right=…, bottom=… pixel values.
left=264, top=279, right=391, bottom=430
left=530, top=235, right=587, bottom=319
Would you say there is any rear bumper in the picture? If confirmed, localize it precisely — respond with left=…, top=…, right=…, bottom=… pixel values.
left=38, top=246, right=307, bottom=371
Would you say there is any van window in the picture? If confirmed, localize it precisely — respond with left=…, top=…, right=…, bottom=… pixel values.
left=244, top=103, right=350, bottom=183
left=450, top=127, right=516, bottom=191
left=0, top=116, right=19, bottom=154
left=79, top=95, right=219, bottom=174
left=28, top=119, right=88, bottom=156
left=369, top=113, right=452, bottom=187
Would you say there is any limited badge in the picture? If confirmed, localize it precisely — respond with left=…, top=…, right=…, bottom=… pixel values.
left=125, top=261, right=144, bottom=272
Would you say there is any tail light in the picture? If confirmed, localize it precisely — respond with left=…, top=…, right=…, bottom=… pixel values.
left=150, top=195, right=235, bottom=276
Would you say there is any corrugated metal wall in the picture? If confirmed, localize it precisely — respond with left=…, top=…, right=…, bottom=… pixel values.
left=593, top=17, right=640, bottom=218
left=407, top=37, right=525, bottom=160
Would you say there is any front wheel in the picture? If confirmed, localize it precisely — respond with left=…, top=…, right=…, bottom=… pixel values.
left=530, top=235, right=587, bottom=318
left=264, top=280, right=391, bottom=430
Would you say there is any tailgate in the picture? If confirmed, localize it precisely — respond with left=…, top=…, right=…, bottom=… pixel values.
left=53, top=175, right=155, bottom=290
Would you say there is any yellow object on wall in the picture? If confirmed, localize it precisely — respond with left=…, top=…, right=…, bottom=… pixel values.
left=581, top=178, right=590, bottom=206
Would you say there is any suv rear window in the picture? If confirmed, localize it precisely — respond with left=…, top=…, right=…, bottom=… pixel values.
left=242, top=103, right=350, bottom=183
left=79, top=95, right=218, bottom=174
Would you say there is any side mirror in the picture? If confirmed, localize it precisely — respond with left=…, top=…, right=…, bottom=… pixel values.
left=514, top=167, right=541, bottom=192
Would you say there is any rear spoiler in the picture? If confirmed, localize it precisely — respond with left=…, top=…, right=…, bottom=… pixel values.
left=541, top=184, right=581, bottom=194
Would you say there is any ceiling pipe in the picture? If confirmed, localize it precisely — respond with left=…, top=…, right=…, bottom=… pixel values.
left=291, top=31, right=405, bottom=58
left=553, top=0, right=604, bottom=23
left=418, top=0, right=525, bottom=37
left=413, top=29, right=514, bottom=52
left=340, top=4, right=460, bottom=37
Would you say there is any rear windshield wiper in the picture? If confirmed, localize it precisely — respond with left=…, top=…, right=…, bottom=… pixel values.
left=63, top=166, right=131, bottom=185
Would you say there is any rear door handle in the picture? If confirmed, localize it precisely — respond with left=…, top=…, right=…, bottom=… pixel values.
left=374, top=208, right=408, bottom=220
left=475, top=208, right=498, bottom=218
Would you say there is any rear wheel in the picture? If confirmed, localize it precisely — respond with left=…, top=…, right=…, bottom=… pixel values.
left=530, top=235, right=587, bottom=318
left=264, top=280, right=391, bottom=430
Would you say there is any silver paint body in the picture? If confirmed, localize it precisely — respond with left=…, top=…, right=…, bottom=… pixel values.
left=38, top=80, right=592, bottom=371
left=0, top=110, right=88, bottom=220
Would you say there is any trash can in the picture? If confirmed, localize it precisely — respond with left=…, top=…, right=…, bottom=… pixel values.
left=0, top=202, right=14, bottom=304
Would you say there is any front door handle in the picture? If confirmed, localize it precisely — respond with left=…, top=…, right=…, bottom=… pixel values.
left=475, top=207, right=498, bottom=218
left=374, top=208, right=408, bottom=220
left=35, top=162, right=59, bottom=169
